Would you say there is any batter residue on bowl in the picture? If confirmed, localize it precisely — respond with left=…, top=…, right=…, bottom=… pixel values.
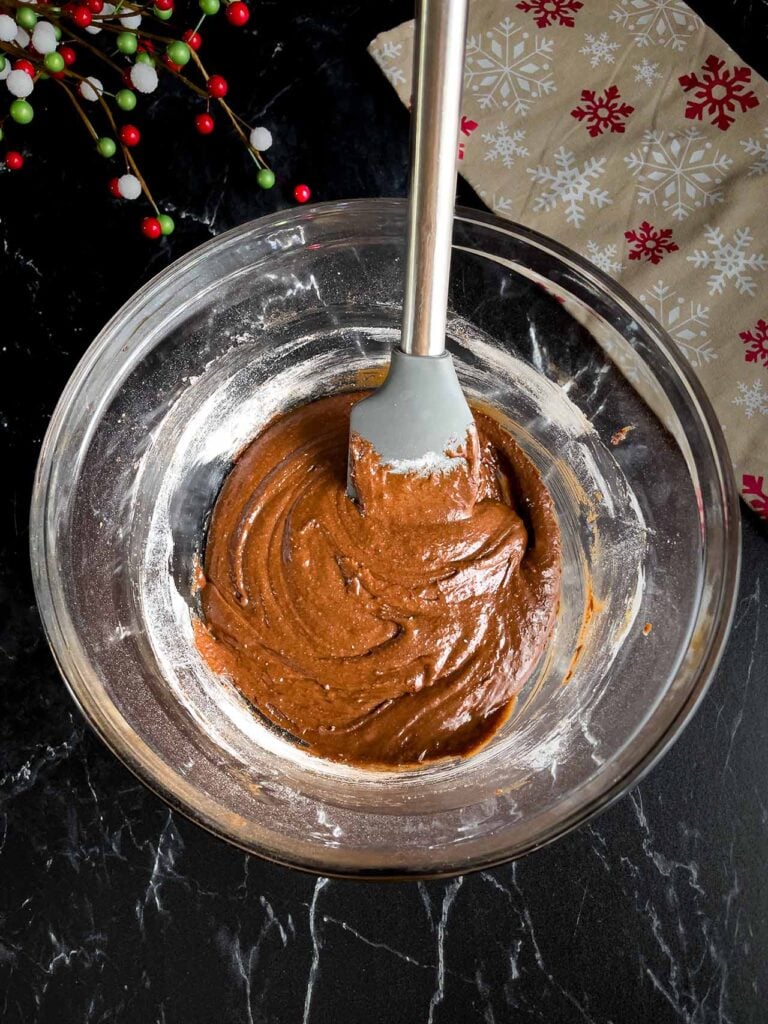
left=195, top=392, right=561, bottom=767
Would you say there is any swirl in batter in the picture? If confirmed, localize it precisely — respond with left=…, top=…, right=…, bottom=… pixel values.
left=196, top=392, right=561, bottom=767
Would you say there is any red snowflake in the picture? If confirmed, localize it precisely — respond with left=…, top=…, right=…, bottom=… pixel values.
left=515, top=0, right=583, bottom=28
left=740, top=319, right=768, bottom=368
left=625, top=222, right=679, bottom=266
left=679, top=54, right=759, bottom=132
left=458, top=115, right=478, bottom=161
left=570, top=85, right=634, bottom=138
left=743, top=474, right=768, bottom=520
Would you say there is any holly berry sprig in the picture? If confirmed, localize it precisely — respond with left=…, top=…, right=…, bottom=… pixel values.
left=0, top=0, right=312, bottom=239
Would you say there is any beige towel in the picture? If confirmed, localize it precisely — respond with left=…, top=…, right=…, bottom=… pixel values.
left=370, top=0, right=768, bottom=521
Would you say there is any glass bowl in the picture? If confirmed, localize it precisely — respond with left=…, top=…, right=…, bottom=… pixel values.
left=30, top=199, right=740, bottom=878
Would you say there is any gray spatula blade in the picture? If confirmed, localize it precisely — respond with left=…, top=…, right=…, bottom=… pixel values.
left=349, top=349, right=475, bottom=477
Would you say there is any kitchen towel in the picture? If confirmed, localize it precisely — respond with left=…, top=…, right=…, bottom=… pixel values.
left=370, top=0, right=768, bottom=520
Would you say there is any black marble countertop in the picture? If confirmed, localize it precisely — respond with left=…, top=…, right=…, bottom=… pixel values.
left=2, top=1, right=768, bottom=1020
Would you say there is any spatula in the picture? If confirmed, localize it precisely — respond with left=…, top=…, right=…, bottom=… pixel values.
left=348, top=0, right=476, bottom=496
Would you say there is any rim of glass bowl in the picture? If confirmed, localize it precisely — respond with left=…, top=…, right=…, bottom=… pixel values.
left=30, top=198, right=741, bottom=879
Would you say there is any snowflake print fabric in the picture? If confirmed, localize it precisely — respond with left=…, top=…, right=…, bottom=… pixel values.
left=742, top=475, right=768, bottom=520
left=610, top=0, right=700, bottom=51
left=516, top=0, right=583, bottom=29
left=483, top=123, right=529, bottom=167
left=740, top=320, right=768, bottom=368
left=626, top=222, right=680, bottom=264
left=571, top=85, right=634, bottom=137
left=465, top=18, right=555, bottom=115
left=741, top=130, right=768, bottom=177
left=526, top=148, right=612, bottom=226
left=585, top=241, right=625, bottom=275
left=625, top=129, right=732, bottom=220
left=679, top=55, right=759, bottom=131
left=370, top=0, right=768, bottom=510
left=634, top=58, right=661, bottom=86
left=687, top=226, right=767, bottom=296
left=580, top=33, right=621, bottom=68
left=640, top=281, right=714, bottom=367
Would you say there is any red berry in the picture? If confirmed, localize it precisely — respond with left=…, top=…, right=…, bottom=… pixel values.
left=108, top=176, right=121, bottom=197
left=138, top=39, right=155, bottom=53
left=293, top=183, right=311, bottom=204
left=14, top=59, right=35, bottom=77
left=51, top=70, right=65, bottom=79
left=5, top=151, right=24, bottom=171
left=195, top=112, right=214, bottom=134
left=142, top=217, right=162, bottom=239
left=72, top=6, right=92, bottom=27
left=207, top=74, right=228, bottom=98
left=155, top=0, right=174, bottom=8
left=225, top=1, right=249, bottom=26
left=163, top=56, right=183, bottom=72
left=60, top=46, right=77, bottom=66
left=182, top=29, right=201, bottom=50
left=87, top=0, right=104, bottom=11
left=119, top=124, right=141, bottom=146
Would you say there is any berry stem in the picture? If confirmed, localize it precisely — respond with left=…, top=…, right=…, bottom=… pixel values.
left=55, top=78, right=99, bottom=140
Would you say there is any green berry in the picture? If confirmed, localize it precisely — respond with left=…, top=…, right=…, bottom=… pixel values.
left=53, top=24, right=62, bottom=39
left=10, top=99, right=34, bottom=125
left=44, top=51, right=65, bottom=73
left=136, top=51, right=155, bottom=66
left=257, top=168, right=275, bottom=190
left=154, top=5, right=172, bottom=17
left=198, top=0, right=219, bottom=14
left=0, top=56, right=5, bottom=74
left=0, top=128, right=4, bottom=143
left=157, top=213, right=175, bottom=236
left=117, top=31, right=137, bottom=54
left=116, top=88, right=137, bottom=111
left=97, top=136, right=117, bottom=157
left=16, top=6, right=37, bottom=29
left=166, top=40, right=190, bottom=65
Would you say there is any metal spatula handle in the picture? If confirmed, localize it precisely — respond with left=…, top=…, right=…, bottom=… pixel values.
left=401, top=0, right=469, bottom=358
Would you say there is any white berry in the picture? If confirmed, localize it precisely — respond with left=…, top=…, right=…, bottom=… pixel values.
left=0, top=14, right=17, bottom=41
left=130, top=62, right=158, bottom=94
left=14, top=26, right=30, bottom=48
left=0, top=61, right=9, bottom=81
left=85, top=23, right=102, bottom=33
left=119, top=12, right=141, bottom=28
left=31, top=21, right=57, bottom=53
left=249, top=126, right=272, bottom=152
left=79, top=76, right=104, bottom=102
left=118, top=174, right=142, bottom=200
left=7, top=69, right=34, bottom=98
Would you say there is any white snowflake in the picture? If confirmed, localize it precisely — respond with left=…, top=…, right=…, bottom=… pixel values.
left=733, top=381, right=768, bottom=419
left=610, top=0, right=701, bottom=51
left=526, top=147, right=612, bottom=228
left=633, top=57, right=662, bottom=86
left=579, top=32, right=621, bottom=67
left=639, top=280, right=715, bottom=368
left=585, top=241, right=624, bottom=275
left=741, top=128, right=768, bottom=178
left=478, top=190, right=515, bottom=215
left=465, top=17, right=555, bottom=115
left=687, top=225, right=768, bottom=296
left=482, top=123, right=529, bottom=168
left=625, top=128, right=732, bottom=221
left=370, top=39, right=406, bottom=87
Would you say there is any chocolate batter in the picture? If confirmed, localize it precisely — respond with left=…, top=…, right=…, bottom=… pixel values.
left=196, top=392, right=561, bottom=767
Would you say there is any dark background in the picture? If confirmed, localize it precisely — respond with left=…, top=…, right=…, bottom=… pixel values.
left=2, top=1, right=768, bottom=1020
